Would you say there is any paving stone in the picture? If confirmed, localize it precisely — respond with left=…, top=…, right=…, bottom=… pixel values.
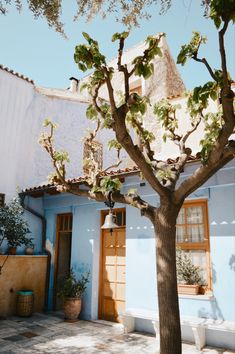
left=0, top=313, right=234, bottom=354
left=2, top=335, right=25, bottom=342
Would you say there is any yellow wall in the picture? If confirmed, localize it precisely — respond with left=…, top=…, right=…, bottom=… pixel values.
left=0, top=255, right=48, bottom=316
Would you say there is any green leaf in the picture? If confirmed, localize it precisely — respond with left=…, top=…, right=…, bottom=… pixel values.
left=213, top=16, right=222, bottom=29
left=177, top=32, right=207, bottom=66
left=78, top=62, right=87, bottom=72
left=43, top=118, right=52, bottom=127
left=127, top=188, right=138, bottom=196
left=80, top=82, right=89, bottom=92
left=82, top=32, right=91, bottom=41
left=112, top=31, right=129, bottom=42
left=107, top=139, right=122, bottom=151
left=100, top=177, right=122, bottom=192
left=86, top=104, right=98, bottom=120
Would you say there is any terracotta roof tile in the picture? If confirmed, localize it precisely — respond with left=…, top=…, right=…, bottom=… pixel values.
left=0, top=64, right=34, bottom=84
left=24, top=156, right=200, bottom=195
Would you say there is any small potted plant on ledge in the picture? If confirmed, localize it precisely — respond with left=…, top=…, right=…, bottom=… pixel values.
left=176, top=248, right=204, bottom=295
left=57, top=268, right=90, bottom=321
left=0, top=198, right=32, bottom=254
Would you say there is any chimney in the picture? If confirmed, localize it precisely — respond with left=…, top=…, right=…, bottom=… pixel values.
left=69, top=77, right=79, bottom=93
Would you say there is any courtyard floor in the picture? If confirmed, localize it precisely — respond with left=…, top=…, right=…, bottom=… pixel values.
left=0, top=312, right=234, bottom=354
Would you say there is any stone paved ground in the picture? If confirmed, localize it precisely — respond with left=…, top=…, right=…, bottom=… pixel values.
left=0, top=313, right=234, bottom=354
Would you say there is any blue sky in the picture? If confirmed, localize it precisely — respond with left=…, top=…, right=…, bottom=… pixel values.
left=0, top=1, right=234, bottom=90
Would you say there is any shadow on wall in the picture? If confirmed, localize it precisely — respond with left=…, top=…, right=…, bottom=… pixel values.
left=198, top=298, right=224, bottom=321
left=73, top=262, right=90, bottom=276
left=198, top=263, right=224, bottom=320
left=72, top=261, right=91, bottom=319
left=229, top=254, right=235, bottom=271
left=212, top=262, right=217, bottom=284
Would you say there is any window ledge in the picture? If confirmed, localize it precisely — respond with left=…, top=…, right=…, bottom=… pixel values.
left=179, top=294, right=214, bottom=300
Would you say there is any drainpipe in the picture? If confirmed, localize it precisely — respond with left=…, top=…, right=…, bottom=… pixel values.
left=19, top=192, right=51, bottom=312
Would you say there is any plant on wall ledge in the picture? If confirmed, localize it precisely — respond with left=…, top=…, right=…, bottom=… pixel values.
left=176, top=248, right=205, bottom=295
left=0, top=198, right=33, bottom=254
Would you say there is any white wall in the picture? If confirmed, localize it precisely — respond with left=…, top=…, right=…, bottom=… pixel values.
left=158, top=96, right=219, bottom=160
left=0, top=69, right=122, bottom=201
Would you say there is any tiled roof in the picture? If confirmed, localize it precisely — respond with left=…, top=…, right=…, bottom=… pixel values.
left=0, top=64, right=34, bottom=84
left=24, top=154, right=200, bottom=196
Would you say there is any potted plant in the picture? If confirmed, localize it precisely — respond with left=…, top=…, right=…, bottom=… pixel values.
left=0, top=198, right=32, bottom=254
left=57, top=268, right=90, bottom=321
left=176, top=248, right=204, bottom=295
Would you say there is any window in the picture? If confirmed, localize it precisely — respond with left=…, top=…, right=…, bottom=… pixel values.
left=129, top=79, right=142, bottom=96
left=176, top=199, right=211, bottom=290
left=83, top=140, right=103, bottom=174
left=0, top=194, right=5, bottom=207
left=102, top=208, right=126, bottom=227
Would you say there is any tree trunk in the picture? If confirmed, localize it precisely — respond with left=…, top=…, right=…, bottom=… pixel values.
left=155, top=201, right=181, bottom=354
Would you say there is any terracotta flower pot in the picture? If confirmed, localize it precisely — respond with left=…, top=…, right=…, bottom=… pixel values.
left=25, top=247, right=34, bottom=255
left=8, top=246, right=17, bottom=255
left=63, top=297, right=82, bottom=321
left=177, top=284, right=199, bottom=295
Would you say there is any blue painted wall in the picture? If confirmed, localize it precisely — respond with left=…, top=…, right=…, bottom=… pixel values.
left=34, top=160, right=235, bottom=327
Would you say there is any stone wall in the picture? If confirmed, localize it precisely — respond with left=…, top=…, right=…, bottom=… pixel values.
left=0, top=255, right=47, bottom=317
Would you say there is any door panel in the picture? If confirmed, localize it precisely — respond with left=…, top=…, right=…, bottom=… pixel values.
left=100, top=222, right=126, bottom=322
left=116, top=283, right=125, bottom=300
left=104, top=265, right=116, bottom=282
left=54, top=214, right=73, bottom=310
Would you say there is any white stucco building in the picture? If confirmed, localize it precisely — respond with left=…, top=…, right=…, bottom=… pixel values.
left=0, top=34, right=185, bottom=202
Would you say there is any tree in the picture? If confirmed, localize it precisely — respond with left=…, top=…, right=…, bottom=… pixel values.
left=0, top=0, right=211, bottom=34
left=39, top=1, right=235, bottom=353
left=0, top=0, right=65, bottom=35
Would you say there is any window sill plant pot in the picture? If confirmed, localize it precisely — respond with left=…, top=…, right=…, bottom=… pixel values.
left=25, top=246, right=34, bottom=255
left=57, top=269, right=90, bottom=322
left=177, top=284, right=200, bottom=295
left=8, top=246, right=17, bottom=255
left=176, top=248, right=204, bottom=296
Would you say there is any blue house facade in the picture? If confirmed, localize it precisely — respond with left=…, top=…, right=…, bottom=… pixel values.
left=24, top=158, right=235, bottom=350
left=1, top=39, right=234, bottom=349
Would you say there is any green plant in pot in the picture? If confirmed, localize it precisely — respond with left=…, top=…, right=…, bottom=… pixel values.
left=57, top=268, right=90, bottom=321
left=0, top=198, right=32, bottom=254
left=176, top=248, right=204, bottom=295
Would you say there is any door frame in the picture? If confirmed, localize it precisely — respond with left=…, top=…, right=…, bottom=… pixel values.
left=98, top=208, right=126, bottom=320
left=53, top=213, right=73, bottom=310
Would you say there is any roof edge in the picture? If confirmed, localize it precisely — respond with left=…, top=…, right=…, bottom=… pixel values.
left=0, top=64, right=34, bottom=84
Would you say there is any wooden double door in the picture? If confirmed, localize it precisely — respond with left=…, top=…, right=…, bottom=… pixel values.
left=99, top=209, right=126, bottom=322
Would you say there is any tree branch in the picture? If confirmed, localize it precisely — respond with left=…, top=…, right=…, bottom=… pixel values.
left=219, top=18, right=230, bottom=94
left=117, top=37, right=130, bottom=103
left=102, top=148, right=122, bottom=173
left=131, top=116, right=155, bottom=161
left=92, top=81, right=106, bottom=118
left=65, top=184, right=156, bottom=220
left=129, top=32, right=164, bottom=77
left=192, top=55, right=217, bottom=81
left=103, top=66, right=117, bottom=113
left=174, top=140, right=235, bottom=203
left=114, top=104, right=167, bottom=198
left=172, top=113, right=202, bottom=179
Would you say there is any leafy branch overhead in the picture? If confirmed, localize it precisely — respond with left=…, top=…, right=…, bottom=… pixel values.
left=40, top=1, right=234, bottom=217
left=2, top=1, right=234, bottom=36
